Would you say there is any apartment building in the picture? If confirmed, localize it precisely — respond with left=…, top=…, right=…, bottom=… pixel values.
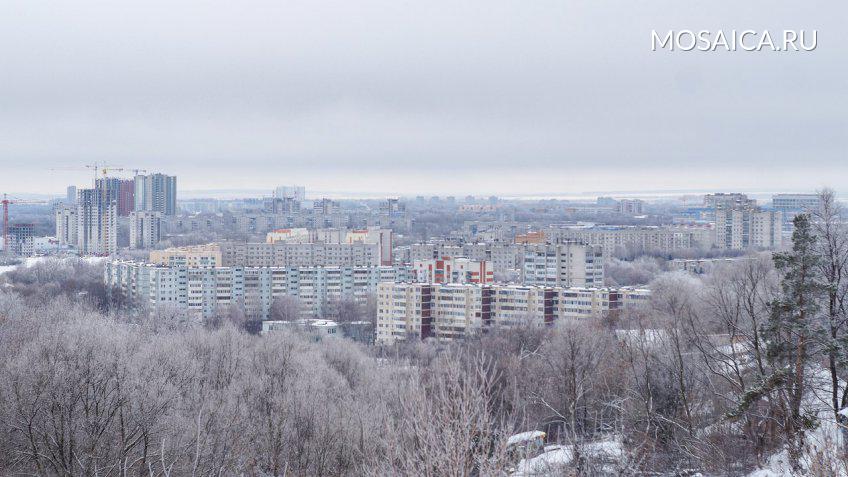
left=772, top=193, right=821, bottom=211
left=266, top=227, right=393, bottom=265
left=616, top=199, right=644, bottom=215
left=106, top=260, right=411, bottom=320
left=76, top=187, right=117, bottom=256
left=149, top=244, right=222, bottom=267
left=96, top=177, right=135, bottom=216
left=376, top=282, right=649, bottom=344
left=266, top=228, right=312, bottom=243
left=266, top=197, right=301, bottom=215
left=523, top=242, right=604, bottom=287
left=220, top=241, right=382, bottom=267
left=408, top=241, right=604, bottom=284
left=714, top=206, right=782, bottom=250
left=544, top=225, right=714, bottom=256
left=412, top=257, right=494, bottom=284
left=704, top=193, right=756, bottom=209
left=66, top=186, right=77, bottom=204
left=410, top=242, right=523, bottom=274
left=134, top=173, right=177, bottom=216
left=313, top=198, right=340, bottom=215
left=7, top=224, right=35, bottom=256
left=55, top=204, right=78, bottom=246
left=771, top=193, right=821, bottom=237
left=129, top=211, right=162, bottom=249
left=515, top=231, right=546, bottom=244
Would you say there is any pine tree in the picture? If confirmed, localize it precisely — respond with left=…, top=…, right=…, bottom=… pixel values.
left=762, top=213, right=826, bottom=470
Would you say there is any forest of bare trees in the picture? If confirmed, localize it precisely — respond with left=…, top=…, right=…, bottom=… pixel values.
left=1, top=194, right=848, bottom=475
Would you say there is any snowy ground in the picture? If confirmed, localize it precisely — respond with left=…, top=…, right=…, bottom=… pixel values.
left=510, top=368, right=847, bottom=477
left=0, top=256, right=106, bottom=276
left=0, top=264, right=19, bottom=276
left=746, top=368, right=847, bottom=477
left=512, top=438, right=624, bottom=476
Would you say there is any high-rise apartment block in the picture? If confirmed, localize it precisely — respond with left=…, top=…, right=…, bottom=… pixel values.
left=220, top=241, right=383, bottom=268
left=7, top=223, right=34, bottom=256
left=544, top=225, right=714, bottom=256
left=266, top=227, right=393, bottom=265
left=134, top=173, right=177, bottom=216
left=714, top=206, right=782, bottom=250
left=376, top=282, right=649, bottom=344
left=105, top=260, right=410, bottom=320
left=76, top=187, right=117, bottom=255
left=55, top=204, right=79, bottom=246
left=523, top=242, right=605, bottom=287
left=129, top=211, right=162, bottom=249
left=95, top=177, right=135, bottom=216
left=66, top=186, right=77, bottom=204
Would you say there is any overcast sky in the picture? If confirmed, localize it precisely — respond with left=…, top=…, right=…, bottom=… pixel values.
left=0, top=0, right=845, bottom=197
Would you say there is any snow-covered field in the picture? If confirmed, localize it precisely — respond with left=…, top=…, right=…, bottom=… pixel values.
left=0, top=256, right=106, bottom=276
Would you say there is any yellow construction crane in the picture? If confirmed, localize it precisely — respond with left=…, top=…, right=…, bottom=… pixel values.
left=84, top=163, right=126, bottom=183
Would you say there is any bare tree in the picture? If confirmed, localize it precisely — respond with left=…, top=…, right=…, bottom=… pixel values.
left=374, top=351, right=513, bottom=476
left=271, top=295, right=303, bottom=321
left=811, top=189, right=848, bottom=426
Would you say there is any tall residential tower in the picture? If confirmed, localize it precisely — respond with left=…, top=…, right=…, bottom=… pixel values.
left=134, top=173, right=177, bottom=215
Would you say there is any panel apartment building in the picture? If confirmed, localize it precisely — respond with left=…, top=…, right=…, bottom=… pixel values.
left=522, top=242, right=604, bottom=287
left=105, top=260, right=412, bottom=320
left=129, top=211, right=162, bottom=249
left=713, top=206, right=782, bottom=250
left=410, top=242, right=524, bottom=275
left=412, top=257, right=494, bottom=284
left=376, top=282, right=649, bottom=344
left=408, top=241, right=604, bottom=286
left=543, top=224, right=715, bottom=256
left=266, top=227, right=393, bottom=265
left=149, top=244, right=223, bottom=267
left=219, top=241, right=383, bottom=268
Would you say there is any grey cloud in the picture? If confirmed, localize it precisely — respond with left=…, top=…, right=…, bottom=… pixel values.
left=0, top=0, right=845, bottom=195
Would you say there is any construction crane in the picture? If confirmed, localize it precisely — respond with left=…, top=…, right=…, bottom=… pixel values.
left=1, top=194, right=48, bottom=254
left=84, top=163, right=126, bottom=185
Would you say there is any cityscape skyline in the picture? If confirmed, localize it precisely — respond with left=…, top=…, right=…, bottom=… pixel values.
left=1, top=1, right=846, bottom=473
left=3, top=173, right=845, bottom=201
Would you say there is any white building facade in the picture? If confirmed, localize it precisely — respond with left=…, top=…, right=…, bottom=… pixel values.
left=55, top=204, right=78, bottom=246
